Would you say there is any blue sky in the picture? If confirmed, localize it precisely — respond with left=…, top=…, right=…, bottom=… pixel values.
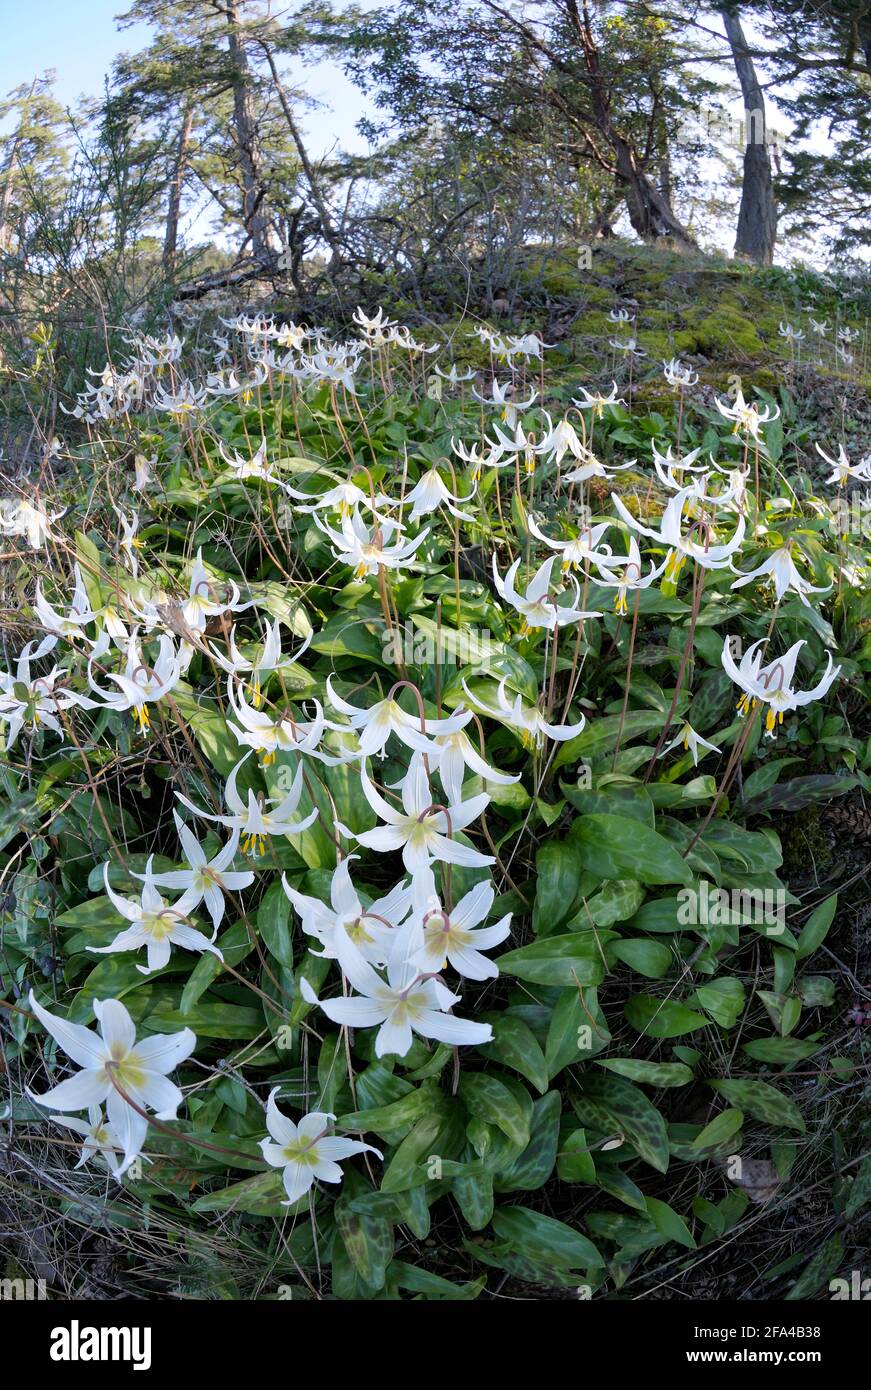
left=0, top=0, right=372, bottom=155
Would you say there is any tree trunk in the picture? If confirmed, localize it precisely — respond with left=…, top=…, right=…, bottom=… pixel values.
left=225, top=0, right=270, bottom=261
left=719, top=5, right=777, bottom=265
left=163, top=104, right=194, bottom=277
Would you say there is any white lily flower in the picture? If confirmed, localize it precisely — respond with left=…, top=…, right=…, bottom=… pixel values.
left=176, top=754, right=318, bottom=856
left=282, top=854, right=411, bottom=964
left=404, top=469, right=477, bottom=524
left=489, top=420, right=540, bottom=476
left=134, top=814, right=254, bottom=932
left=721, top=636, right=841, bottom=737
left=50, top=1104, right=124, bottom=1179
left=492, top=553, right=601, bottom=634
left=427, top=721, right=520, bottom=806
left=659, top=722, right=721, bottom=767
left=326, top=676, right=465, bottom=759
left=87, top=634, right=183, bottom=733
left=562, top=448, right=636, bottom=485
left=301, top=915, right=493, bottom=1057
left=218, top=436, right=281, bottom=482
left=714, top=388, right=779, bottom=440
left=260, top=1088, right=382, bottom=1205
left=663, top=358, right=698, bottom=389
left=592, top=536, right=667, bottom=614
left=93, top=862, right=221, bottom=975
left=182, top=549, right=253, bottom=633
left=572, top=382, right=625, bottom=418
left=472, top=378, right=537, bottom=429
left=27, top=991, right=196, bottom=1177
left=815, top=443, right=871, bottom=488
left=534, top=412, right=587, bottom=468
left=152, top=379, right=209, bottom=417
left=731, top=545, right=831, bottom=607
left=314, top=508, right=429, bottom=579
left=0, top=636, right=80, bottom=749
left=408, top=865, right=511, bottom=980
left=434, top=363, right=475, bottom=385
left=34, top=565, right=99, bottom=639
left=0, top=498, right=62, bottom=549
left=528, top=515, right=616, bottom=573
left=462, top=676, right=586, bottom=751
left=208, top=621, right=312, bottom=697
left=611, top=484, right=746, bottom=583
left=451, top=435, right=511, bottom=482
left=288, top=479, right=398, bottom=523
left=227, top=676, right=328, bottom=765
left=349, top=752, right=493, bottom=873
left=114, top=507, right=143, bottom=576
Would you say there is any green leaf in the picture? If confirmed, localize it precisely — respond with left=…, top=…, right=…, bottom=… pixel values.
left=480, top=1014, right=549, bottom=1094
left=795, top=894, right=837, bottom=960
left=608, top=937, right=674, bottom=978
left=691, top=1109, right=744, bottom=1149
left=557, top=1129, right=597, bottom=1183
left=491, top=1206, right=603, bottom=1270
left=494, top=1091, right=561, bottom=1191
left=708, top=1079, right=806, bottom=1133
left=624, top=995, right=708, bottom=1038
left=644, top=1196, right=696, bottom=1249
left=597, top=1059, right=694, bottom=1088
left=573, top=814, right=693, bottom=886
left=576, top=1072, right=670, bottom=1173
left=694, top=978, right=746, bottom=1028
left=458, top=1073, right=531, bottom=1149
left=785, top=1234, right=844, bottom=1300
left=845, top=1155, right=871, bottom=1220
left=334, top=1198, right=394, bottom=1291
left=453, top=1171, right=494, bottom=1230
left=497, top=932, right=608, bottom=987
left=532, top=841, right=582, bottom=935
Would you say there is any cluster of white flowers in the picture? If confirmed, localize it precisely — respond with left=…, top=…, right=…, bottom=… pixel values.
left=13, top=301, right=857, bottom=1202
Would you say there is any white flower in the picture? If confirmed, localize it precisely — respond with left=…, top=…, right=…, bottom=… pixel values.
left=572, top=382, right=625, bottom=418
left=562, top=449, right=636, bottom=485
left=94, top=863, right=221, bottom=975
left=218, top=436, right=281, bottom=482
left=326, top=677, right=466, bottom=759
left=182, top=549, right=253, bottom=633
left=778, top=322, right=805, bottom=343
left=492, top=553, right=601, bottom=634
left=227, top=676, right=328, bottom=765
left=0, top=499, right=61, bottom=549
left=408, top=865, right=511, bottom=980
left=50, top=1104, right=123, bottom=1179
left=472, top=378, right=537, bottom=429
left=87, top=634, right=183, bottom=733
left=0, top=636, right=80, bottom=749
left=314, top=509, right=429, bottom=579
left=259, top=1088, right=382, bottom=1206
left=34, top=565, right=98, bottom=639
left=114, top=507, right=143, bottom=576
left=611, top=484, right=746, bottom=583
left=353, top=305, right=397, bottom=338
left=208, top=621, right=312, bottom=695
left=287, top=479, right=397, bottom=523
left=714, top=389, right=779, bottom=440
left=135, top=814, right=254, bottom=932
left=427, top=722, right=520, bottom=806
left=152, top=380, right=209, bottom=417
left=133, top=454, right=155, bottom=492
left=731, top=545, right=831, bottom=607
left=462, top=676, right=586, bottom=750
left=528, top=515, right=616, bottom=573
left=301, top=915, right=493, bottom=1057
left=663, top=358, right=698, bottom=389
left=282, top=854, right=411, bottom=964
left=27, top=991, right=196, bottom=1176
left=592, top=536, right=667, bottom=614
left=534, top=413, right=587, bottom=468
left=815, top=443, right=871, bottom=488
left=349, top=752, right=494, bottom=873
left=659, top=722, right=721, bottom=767
left=404, top=469, right=477, bottom=524
left=721, top=636, right=841, bottom=737
left=177, top=753, right=318, bottom=856
left=434, top=363, right=475, bottom=385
